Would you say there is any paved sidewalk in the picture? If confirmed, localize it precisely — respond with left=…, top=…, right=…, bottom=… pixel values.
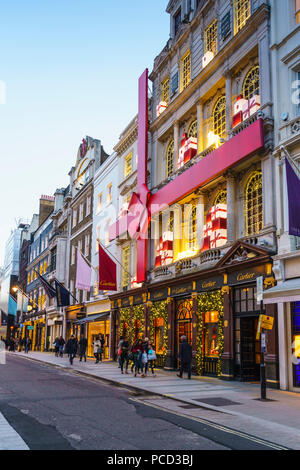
left=0, top=411, right=29, bottom=450
left=10, top=351, right=300, bottom=449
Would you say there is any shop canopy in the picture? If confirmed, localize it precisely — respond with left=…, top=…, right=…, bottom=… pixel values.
left=263, top=278, right=300, bottom=304
left=74, top=312, right=110, bottom=325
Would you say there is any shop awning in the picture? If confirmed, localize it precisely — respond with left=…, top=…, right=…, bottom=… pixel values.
left=73, top=312, right=110, bottom=325
left=263, top=278, right=300, bottom=304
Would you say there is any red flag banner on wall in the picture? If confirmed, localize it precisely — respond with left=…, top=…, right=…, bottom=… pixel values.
left=98, top=244, right=117, bottom=291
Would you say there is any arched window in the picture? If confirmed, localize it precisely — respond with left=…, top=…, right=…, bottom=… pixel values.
left=188, top=120, right=198, bottom=139
left=214, top=189, right=227, bottom=206
left=166, top=139, right=174, bottom=177
left=213, top=96, right=226, bottom=138
left=243, top=66, right=260, bottom=100
left=244, top=171, right=263, bottom=236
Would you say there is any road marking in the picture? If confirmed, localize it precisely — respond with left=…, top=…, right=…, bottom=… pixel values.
left=129, top=397, right=288, bottom=450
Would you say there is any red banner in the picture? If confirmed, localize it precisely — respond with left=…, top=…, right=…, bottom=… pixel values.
left=98, top=244, right=117, bottom=291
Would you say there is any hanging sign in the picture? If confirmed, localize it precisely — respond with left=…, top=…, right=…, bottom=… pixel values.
left=260, top=315, right=274, bottom=330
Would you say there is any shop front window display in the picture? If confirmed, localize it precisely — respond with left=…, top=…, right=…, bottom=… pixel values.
left=204, top=311, right=219, bottom=358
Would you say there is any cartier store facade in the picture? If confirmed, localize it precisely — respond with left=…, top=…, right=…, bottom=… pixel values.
left=109, top=242, right=279, bottom=387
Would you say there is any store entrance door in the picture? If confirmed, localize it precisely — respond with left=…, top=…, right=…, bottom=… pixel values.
left=175, top=299, right=193, bottom=369
left=239, top=317, right=260, bottom=382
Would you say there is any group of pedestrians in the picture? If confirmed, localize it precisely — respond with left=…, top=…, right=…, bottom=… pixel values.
left=53, top=336, right=65, bottom=357
left=3, top=337, right=32, bottom=353
left=54, top=334, right=105, bottom=366
left=118, top=336, right=157, bottom=378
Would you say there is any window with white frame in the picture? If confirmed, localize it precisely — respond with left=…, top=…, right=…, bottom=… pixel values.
left=71, top=245, right=76, bottom=265
left=79, top=203, right=84, bottom=222
left=107, top=183, right=112, bottom=204
left=72, top=209, right=77, bottom=228
left=86, top=196, right=91, bottom=216
left=85, top=234, right=90, bottom=257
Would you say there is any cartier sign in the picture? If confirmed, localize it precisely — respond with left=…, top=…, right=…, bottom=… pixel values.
left=196, top=276, right=223, bottom=293
left=228, top=266, right=266, bottom=285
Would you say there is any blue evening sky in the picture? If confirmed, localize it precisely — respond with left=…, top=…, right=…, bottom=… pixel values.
left=0, top=0, right=169, bottom=264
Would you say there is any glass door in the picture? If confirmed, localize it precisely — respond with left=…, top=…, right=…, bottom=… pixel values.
left=176, top=299, right=193, bottom=368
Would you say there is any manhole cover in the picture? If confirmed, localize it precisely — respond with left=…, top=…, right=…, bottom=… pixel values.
left=194, top=397, right=241, bottom=407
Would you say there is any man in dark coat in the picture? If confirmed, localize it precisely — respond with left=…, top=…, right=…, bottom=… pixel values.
left=65, top=335, right=78, bottom=365
left=177, top=335, right=192, bottom=380
left=79, top=334, right=88, bottom=362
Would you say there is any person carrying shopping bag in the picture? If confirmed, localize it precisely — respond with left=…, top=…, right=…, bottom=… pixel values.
left=93, top=336, right=102, bottom=364
left=146, top=340, right=157, bottom=377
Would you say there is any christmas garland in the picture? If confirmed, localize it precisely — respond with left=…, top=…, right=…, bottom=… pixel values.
left=119, top=305, right=145, bottom=344
left=149, top=300, right=168, bottom=357
left=196, top=290, right=224, bottom=377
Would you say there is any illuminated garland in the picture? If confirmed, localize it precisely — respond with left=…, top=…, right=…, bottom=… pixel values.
left=149, top=300, right=168, bottom=358
left=119, top=305, right=145, bottom=344
left=196, top=290, right=224, bottom=377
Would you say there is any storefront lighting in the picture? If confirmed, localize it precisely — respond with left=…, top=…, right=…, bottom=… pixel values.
left=207, top=131, right=221, bottom=149
left=175, top=249, right=199, bottom=261
left=294, top=335, right=300, bottom=359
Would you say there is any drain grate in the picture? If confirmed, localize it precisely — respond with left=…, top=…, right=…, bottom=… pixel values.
left=194, top=397, right=242, bottom=407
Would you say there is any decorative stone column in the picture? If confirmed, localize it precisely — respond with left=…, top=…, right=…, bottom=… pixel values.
left=165, top=298, right=175, bottom=370
left=197, top=101, right=204, bottom=153
left=173, top=121, right=180, bottom=170
left=221, top=288, right=234, bottom=380
left=258, top=27, right=272, bottom=118
left=226, top=172, right=236, bottom=243
left=225, top=70, right=232, bottom=138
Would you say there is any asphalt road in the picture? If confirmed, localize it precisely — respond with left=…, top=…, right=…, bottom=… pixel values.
left=0, top=355, right=286, bottom=451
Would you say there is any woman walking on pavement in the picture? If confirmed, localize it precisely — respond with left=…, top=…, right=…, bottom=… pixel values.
left=65, top=335, right=78, bottom=365
left=93, top=335, right=102, bottom=364
left=59, top=336, right=65, bottom=358
left=145, top=339, right=157, bottom=377
left=54, top=337, right=60, bottom=357
left=120, top=336, right=130, bottom=374
left=132, top=339, right=142, bottom=377
left=140, top=337, right=149, bottom=378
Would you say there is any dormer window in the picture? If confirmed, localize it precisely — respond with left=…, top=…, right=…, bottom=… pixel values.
left=174, top=8, right=181, bottom=36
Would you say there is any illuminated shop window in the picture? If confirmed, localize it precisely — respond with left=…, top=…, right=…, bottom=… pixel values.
left=234, top=0, right=251, bottom=34
left=204, top=311, right=220, bottom=358
left=154, top=317, right=165, bottom=354
left=188, top=120, right=198, bottom=139
left=244, top=171, right=263, bottom=236
left=166, top=139, right=174, bottom=178
left=122, top=246, right=130, bottom=288
left=243, top=66, right=260, bottom=100
left=124, top=152, right=133, bottom=178
left=214, top=189, right=227, bottom=205
left=189, top=205, right=198, bottom=251
left=180, top=50, right=191, bottom=92
left=204, top=19, right=218, bottom=55
left=161, top=77, right=170, bottom=105
left=213, top=96, right=226, bottom=138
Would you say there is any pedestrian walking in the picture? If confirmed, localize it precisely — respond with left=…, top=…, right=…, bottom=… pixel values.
left=145, top=339, right=157, bottom=377
left=93, top=336, right=102, bottom=364
left=53, top=337, right=60, bottom=357
left=140, top=338, right=149, bottom=378
left=100, top=334, right=105, bottom=362
left=120, top=336, right=130, bottom=374
left=132, top=339, right=143, bottom=377
left=177, top=335, right=192, bottom=380
left=65, top=335, right=78, bottom=365
left=58, top=336, right=65, bottom=358
left=24, top=337, right=31, bottom=354
left=117, top=336, right=124, bottom=368
left=79, top=334, right=88, bottom=362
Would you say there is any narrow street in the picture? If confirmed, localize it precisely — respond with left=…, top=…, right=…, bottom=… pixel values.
left=0, top=355, right=289, bottom=451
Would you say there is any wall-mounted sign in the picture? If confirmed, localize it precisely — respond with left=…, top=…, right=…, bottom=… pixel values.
left=27, top=326, right=34, bottom=330
left=228, top=266, right=266, bottom=286
left=196, top=276, right=223, bottom=293
left=133, top=294, right=144, bottom=306
left=150, top=288, right=169, bottom=302
left=170, top=283, right=194, bottom=297
left=121, top=298, right=130, bottom=308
